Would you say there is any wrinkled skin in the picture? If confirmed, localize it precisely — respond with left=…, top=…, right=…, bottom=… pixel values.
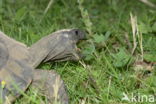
left=0, top=29, right=85, bottom=104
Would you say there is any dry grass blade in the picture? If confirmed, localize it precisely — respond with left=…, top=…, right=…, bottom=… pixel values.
left=79, top=98, right=86, bottom=104
left=53, top=76, right=61, bottom=104
left=130, top=13, right=138, bottom=55
left=138, top=32, right=143, bottom=61
left=44, top=0, right=54, bottom=15
left=5, top=96, right=11, bottom=104
left=134, top=61, right=154, bottom=72
left=139, top=0, right=156, bottom=8
left=39, top=0, right=54, bottom=23
left=130, top=13, right=144, bottom=60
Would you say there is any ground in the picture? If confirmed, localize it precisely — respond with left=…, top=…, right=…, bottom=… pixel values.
left=0, top=0, right=156, bottom=104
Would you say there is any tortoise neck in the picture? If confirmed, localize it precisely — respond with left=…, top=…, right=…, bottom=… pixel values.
left=28, top=36, right=52, bottom=68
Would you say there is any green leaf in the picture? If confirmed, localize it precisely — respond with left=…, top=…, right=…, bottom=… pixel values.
left=93, top=34, right=105, bottom=43
left=144, top=54, right=156, bottom=62
left=93, top=31, right=111, bottom=43
left=138, top=22, right=152, bottom=34
left=15, top=7, right=27, bottom=22
left=111, top=48, right=131, bottom=67
left=104, top=31, right=111, bottom=41
left=83, top=43, right=95, bottom=61
left=152, top=22, right=156, bottom=32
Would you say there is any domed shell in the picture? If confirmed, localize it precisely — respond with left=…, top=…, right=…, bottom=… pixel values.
left=0, top=31, right=33, bottom=103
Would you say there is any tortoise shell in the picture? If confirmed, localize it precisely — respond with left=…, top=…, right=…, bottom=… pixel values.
left=0, top=32, right=33, bottom=103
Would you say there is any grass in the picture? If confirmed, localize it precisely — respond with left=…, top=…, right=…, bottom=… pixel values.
left=0, top=0, right=156, bottom=104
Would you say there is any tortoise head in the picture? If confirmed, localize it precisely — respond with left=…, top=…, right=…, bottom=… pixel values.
left=29, top=29, right=86, bottom=67
left=44, top=29, right=86, bottom=62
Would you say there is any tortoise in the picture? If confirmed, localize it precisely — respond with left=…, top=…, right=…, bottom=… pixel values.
left=0, top=29, right=86, bottom=104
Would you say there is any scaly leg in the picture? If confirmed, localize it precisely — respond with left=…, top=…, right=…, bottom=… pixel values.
left=31, top=70, right=68, bottom=104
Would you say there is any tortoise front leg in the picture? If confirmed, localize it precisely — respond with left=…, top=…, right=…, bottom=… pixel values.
left=31, top=70, right=68, bottom=104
